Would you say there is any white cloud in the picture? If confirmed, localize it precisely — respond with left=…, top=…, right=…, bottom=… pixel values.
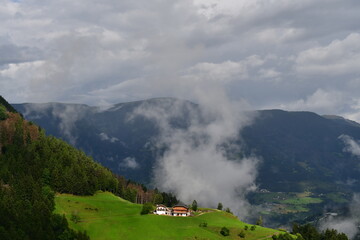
left=257, top=28, right=305, bottom=44
left=132, top=87, right=258, bottom=218
left=266, top=89, right=360, bottom=123
left=99, top=132, right=119, bottom=143
left=185, top=55, right=265, bottom=84
left=258, top=68, right=281, bottom=80
left=275, top=89, right=349, bottom=114
left=296, top=33, right=360, bottom=75
left=345, top=112, right=360, bottom=125
left=120, top=157, right=139, bottom=169
left=0, top=60, right=44, bottom=79
left=339, top=135, right=360, bottom=157
left=193, top=0, right=314, bottom=20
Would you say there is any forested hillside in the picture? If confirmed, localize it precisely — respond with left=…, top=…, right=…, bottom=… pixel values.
left=0, top=105, right=92, bottom=239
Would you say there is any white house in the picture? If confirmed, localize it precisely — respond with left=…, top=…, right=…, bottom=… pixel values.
left=154, top=204, right=171, bottom=215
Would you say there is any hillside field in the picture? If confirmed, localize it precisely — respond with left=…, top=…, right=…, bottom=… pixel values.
left=55, top=192, right=286, bottom=240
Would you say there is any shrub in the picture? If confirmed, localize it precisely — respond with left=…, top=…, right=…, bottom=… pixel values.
left=71, top=212, right=81, bottom=223
left=250, top=225, right=256, bottom=231
left=256, top=216, right=263, bottom=226
left=225, top=207, right=232, bottom=214
left=199, top=222, right=208, bottom=227
left=238, top=230, right=246, bottom=238
left=220, top=227, right=230, bottom=236
left=140, top=202, right=154, bottom=215
left=244, top=225, right=249, bottom=230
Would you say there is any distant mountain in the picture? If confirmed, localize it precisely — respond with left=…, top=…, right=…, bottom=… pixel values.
left=13, top=98, right=360, bottom=193
left=241, top=110, right=360, bottom=193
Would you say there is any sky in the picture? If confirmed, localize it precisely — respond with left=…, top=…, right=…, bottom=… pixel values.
left=1, top=0, right=360, bottom=122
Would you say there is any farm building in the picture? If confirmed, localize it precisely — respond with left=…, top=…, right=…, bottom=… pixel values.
left=172, top=205, right=190, bottom=216
left=154, top=204, right=171, bottom=215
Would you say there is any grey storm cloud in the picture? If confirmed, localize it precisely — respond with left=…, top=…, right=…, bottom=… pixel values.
left=1, top=0, right=360, bottom=122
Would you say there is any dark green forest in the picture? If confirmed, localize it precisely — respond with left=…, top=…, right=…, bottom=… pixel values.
left=0, top=102, right=113, bottom=239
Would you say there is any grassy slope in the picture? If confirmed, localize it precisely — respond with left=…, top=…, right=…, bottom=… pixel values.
left=55, top=192, right=284, bottom=240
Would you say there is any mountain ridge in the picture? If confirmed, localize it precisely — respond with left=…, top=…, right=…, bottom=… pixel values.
left=12, top=98, right=360, bottom=194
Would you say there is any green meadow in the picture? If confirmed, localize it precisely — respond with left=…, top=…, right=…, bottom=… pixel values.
left=55, top=191, right=285, bottom=240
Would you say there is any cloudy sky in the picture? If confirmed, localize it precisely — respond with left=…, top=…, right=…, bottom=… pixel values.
left=1, top=0, right=360, bottom=121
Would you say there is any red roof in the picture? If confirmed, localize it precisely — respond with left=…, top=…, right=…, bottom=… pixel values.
left=172, top=206, right=189, bottom=213
left=173, top=205, right=189, bottom=210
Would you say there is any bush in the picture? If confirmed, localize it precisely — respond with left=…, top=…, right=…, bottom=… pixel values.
left=220, top=227, right=230, bottom=236
left=140, top=202, right=154, bottom=215
left=238, top=230, right=246, bottom=238
left=244, top=225, right=249, bottom=230
left=225, top=207, right=232, bottom=214
left=199, top=222, right=208, bottom=227
left=250, top=225, right=256, bottom=231
left=71, top=212, right=81, bottom=223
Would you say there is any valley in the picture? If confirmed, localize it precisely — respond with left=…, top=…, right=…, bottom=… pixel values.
left=249, top=191, right=351, bottom=227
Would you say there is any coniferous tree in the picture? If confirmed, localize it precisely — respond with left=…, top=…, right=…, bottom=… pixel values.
left=192, top=199, right=198, bottom=211
left=256, top=216, right=263, bottom=226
